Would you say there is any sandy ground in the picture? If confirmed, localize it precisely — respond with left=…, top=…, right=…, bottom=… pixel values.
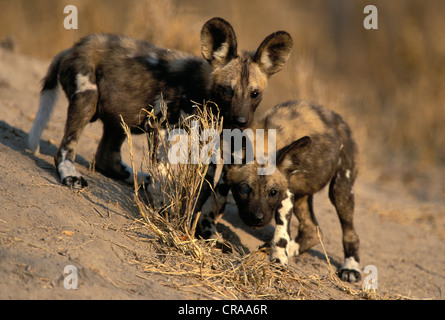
left=0, top=47, right=444, bottom=300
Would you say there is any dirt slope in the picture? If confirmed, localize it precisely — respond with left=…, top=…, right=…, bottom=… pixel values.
left=0, top=48, right=444, bottom=300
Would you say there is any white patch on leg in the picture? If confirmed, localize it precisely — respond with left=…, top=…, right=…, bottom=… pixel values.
left=340, top=256, right=361, bottom=282
left=288, top=239, right=300, bottom=257
left=121, top=160, right=136, bottom=184
left=271, top=247, right=288, bottom=266
left=339, top=256, right=362, bottom=282
left=271, top=190, right=294, bottom=266
left=75, top=73, right=97, bottom=94
left=58, top=149, right=82, bottom=180
left=341, top=257, right=360, bottom=272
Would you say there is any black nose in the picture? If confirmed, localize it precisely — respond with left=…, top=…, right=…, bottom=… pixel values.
left=234, top=116, right=248, bottom=128
left=252, top=212, right=264, bottom=225
left=240, top=210, right=265, bottom=227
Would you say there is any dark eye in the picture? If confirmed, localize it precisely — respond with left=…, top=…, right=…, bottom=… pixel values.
left=251, top=90, right=261, bottom=99
left=239, top=183, right=252, bottom=195
left=269, top=189, right=279, bottom=198
left=222, top=86, right=234, bottom=98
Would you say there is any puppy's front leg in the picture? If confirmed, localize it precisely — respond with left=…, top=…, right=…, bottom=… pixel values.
left=270, top=190, right=296, bottom=266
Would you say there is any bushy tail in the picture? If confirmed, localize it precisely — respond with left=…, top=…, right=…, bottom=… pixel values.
left=28, top=49, right=69, bottom=154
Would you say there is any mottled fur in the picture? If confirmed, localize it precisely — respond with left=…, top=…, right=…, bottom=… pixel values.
left=201, top=100, right=361, bottom=283
left=28, top=18, right=292, bottom=188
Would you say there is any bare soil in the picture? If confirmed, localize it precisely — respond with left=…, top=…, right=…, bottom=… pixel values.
left=0, top=48, right=444, bottom=300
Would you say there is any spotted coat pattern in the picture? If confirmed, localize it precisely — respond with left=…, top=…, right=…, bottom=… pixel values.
left=199, top=101, right=361, bottom=283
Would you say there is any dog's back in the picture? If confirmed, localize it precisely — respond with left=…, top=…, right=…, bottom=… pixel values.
left=254, top=100, right=357, bottom=192
left=58, top=34, right=211, bottom=126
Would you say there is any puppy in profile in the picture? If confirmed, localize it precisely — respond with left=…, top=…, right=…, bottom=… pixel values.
left=28, top=18, right=293, bottom=189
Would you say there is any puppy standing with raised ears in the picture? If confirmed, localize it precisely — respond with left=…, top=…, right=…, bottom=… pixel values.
left=28, top=17, right=293, bottom=189
left=206, top=100, right=361, bottom=282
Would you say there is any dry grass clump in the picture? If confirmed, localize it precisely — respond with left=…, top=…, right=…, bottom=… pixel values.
left=124, top=216, right=396, bottom=300
left=140, top=244, right=309, bottom=299
left=121, top=101, right=394, bottom=300
left=121, top=99, right=220, bottom=256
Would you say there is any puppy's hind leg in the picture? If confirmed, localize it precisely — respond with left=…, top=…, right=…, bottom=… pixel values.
left=95, top=123, right=151, bottom=186
left=293, top=195, right=320, bottom=254
left=329, top=168, right=361, bottom=283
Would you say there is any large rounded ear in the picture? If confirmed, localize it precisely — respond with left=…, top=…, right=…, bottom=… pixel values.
left=201, top=17, right=238, bottom=68
left=253, top=31, right=293, bottom=77
left=277, top=136, right=311, bottom=170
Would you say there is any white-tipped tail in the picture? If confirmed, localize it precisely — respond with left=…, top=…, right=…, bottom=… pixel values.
left=28, top=88, right=58, bottom=154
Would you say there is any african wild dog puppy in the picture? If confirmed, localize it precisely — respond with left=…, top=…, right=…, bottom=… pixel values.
left=201, top=100, right=361, bottom=282
left=27, top=18, right=293, bottom=189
